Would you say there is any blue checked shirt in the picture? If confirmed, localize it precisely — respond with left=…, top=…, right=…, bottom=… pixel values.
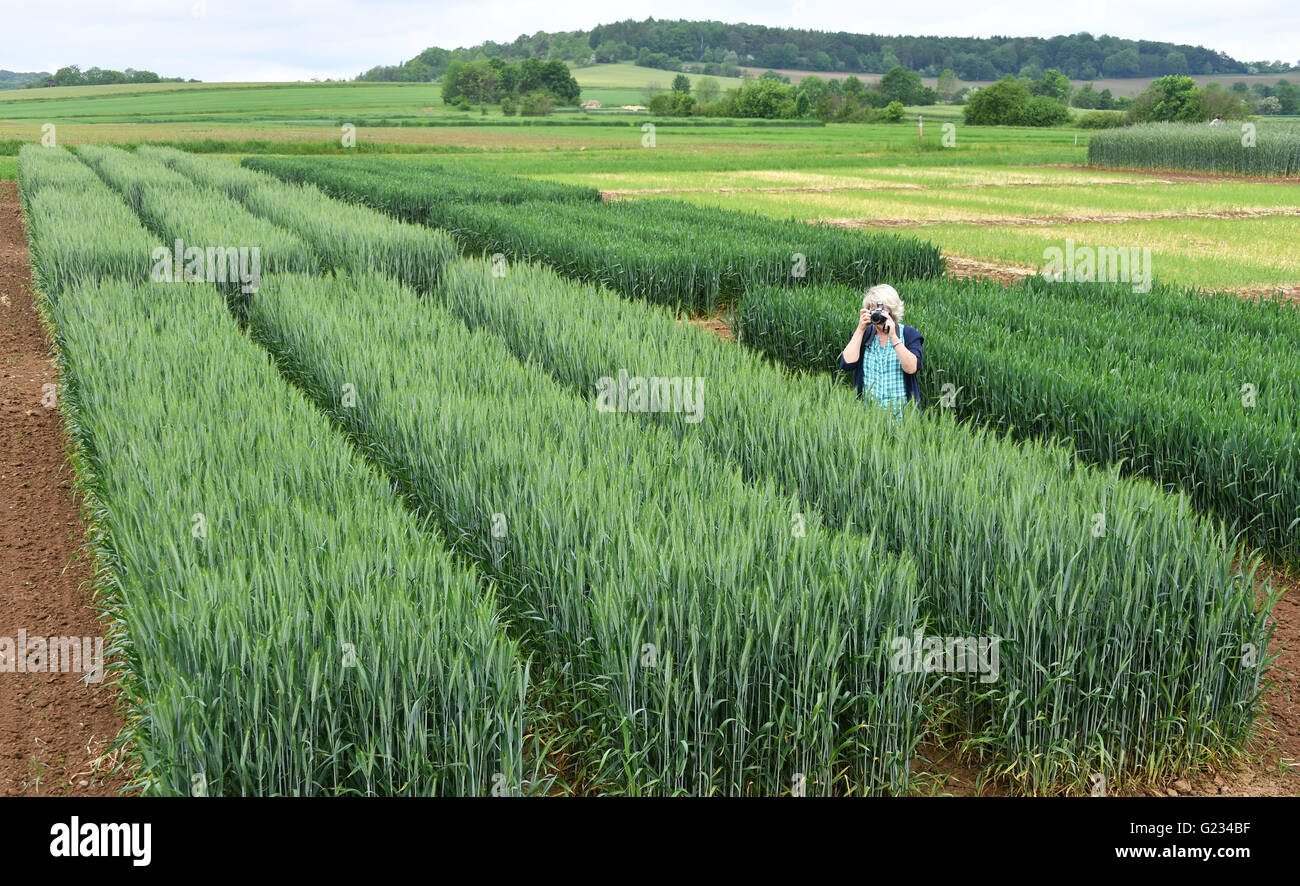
left=862, top=335, right=908, bottom=418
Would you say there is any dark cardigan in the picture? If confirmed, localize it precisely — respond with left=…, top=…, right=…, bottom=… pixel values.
left=837, top=324, right=924, bottom=410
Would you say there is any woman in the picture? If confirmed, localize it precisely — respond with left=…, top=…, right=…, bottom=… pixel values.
left=838, top=284, right=923, bottom=416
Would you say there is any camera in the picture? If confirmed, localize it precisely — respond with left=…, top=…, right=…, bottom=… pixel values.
left=869, top=304, right=890, bottom=327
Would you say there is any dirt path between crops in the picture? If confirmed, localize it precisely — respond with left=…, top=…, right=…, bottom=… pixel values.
left=940, top=252, right=1300, bottom=302
left=601, top=177, right=1182, bottom=199
left=1039, top=164, right=1300, bottom=186
left=822, top=206, right=1300, bottom=229
left=0, top=181, right=128, bottom=796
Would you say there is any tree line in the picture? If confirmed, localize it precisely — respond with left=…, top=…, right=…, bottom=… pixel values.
left=440, top=58, right=581, bottom=115
left=20, top=65, right=192, bottom=89
left=358, top=18, right=1292, bottom=84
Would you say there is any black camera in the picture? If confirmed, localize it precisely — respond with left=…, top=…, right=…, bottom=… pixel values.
left=869, top=304, right=890, bottom=327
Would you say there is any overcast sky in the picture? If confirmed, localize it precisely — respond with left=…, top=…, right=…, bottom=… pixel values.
left=4, top=1, right=1297, bottom=81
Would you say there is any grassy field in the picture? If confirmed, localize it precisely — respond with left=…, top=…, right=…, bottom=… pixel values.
left=3, top=78, right=1297, bottom=293
left=0, top=80, right=270, bottom=101
left=572, top=63, right=747, bottom=107
left=0, top=82, right=451, bottom=124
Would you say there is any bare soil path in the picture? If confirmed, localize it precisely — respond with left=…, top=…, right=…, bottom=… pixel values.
left=0, top=181, right=128, bottom=796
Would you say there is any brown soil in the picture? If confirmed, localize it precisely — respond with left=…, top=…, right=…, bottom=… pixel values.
left=0, top=181, right=128, bottom=796
left=942, top=254, right=1040, bottom=285
left=681, top=314, right=734, bottom=341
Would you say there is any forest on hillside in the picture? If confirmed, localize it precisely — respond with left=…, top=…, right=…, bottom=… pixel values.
left=359, top=18, right=1295, bottom=83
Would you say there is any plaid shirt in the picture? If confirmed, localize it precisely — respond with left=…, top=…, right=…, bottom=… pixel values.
left=862, top=334, right=908, bottom=418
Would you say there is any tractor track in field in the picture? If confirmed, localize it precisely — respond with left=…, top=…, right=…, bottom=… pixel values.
left=600, top=176, right=1177, bottom=199
left=820, top=206, right=1300, bottom=228
left=0, top=181, right=128, bottom=797
left=938, top=252, right=1300, bottom=302
left=1040, top=164, right=1300, bottom=186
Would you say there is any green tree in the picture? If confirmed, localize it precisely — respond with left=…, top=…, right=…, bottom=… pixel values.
left=694, top=76, right=720, bottom=104
left=519, top=91, right=553, bottom=116
left=440, top=60, right=467, bottom=104
left=1102, top=48, right=1141, bottom=77
left=732, top=77, right=796, bottom=118
left=1274, top=80, right=1300, bottom=114
left=1019, top=95, right=1071, bottom=126
left=795, top=74, right=828, bottom=106
left=671, top=73, right=691, bottom=93
left=1032, top=69, right=1071, bottom=102
left=1254, top=96, right=1283, bottom=114
left=936, top=69, right=959, bottom=102
left=1128, top=74, right=1201, bottom=122
left=52, top=65, right=83, bottom=86
left=518, top=58, right=580, bottom=105
left=962, top=77, right=1032, bottom=125
left=880, top=66, right=925, bottom=104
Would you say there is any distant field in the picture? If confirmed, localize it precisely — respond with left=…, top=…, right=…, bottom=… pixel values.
left=572, top=63, right=746, bottom=91
left=3, top=77, right=1296, bottom=292
left=0, top=82, right=447, bottom=124
left=923, top=214, right=1300, bottom=290
left=0, top=80, right=275, bottom=101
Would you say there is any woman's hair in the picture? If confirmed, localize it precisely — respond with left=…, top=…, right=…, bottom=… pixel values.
left=861, top=283, right=904, bottom=323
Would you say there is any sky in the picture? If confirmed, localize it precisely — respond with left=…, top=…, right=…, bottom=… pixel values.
left=3, top=0, right=1297, bottom=81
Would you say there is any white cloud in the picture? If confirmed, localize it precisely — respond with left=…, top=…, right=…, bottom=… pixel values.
left=4, top=0, right=1296, bottom=81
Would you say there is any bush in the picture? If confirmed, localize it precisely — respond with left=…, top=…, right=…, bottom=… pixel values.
left=500, top=97, right=517, bottom=116
left=963, top=77, right=1069, bottom=126
left=1077, top=110, right=1124, bottom=129
left=732, top=78, right=797, bottom=119
left=1255, top=96, right=1283, bottom=115
left=962, top=77, right=1031, bottom=125
left=1019, top=94, right=1071, bottom=126
left=649, top=92, right=698, bottom=117
left=518, top=91, right=553, bottom=117
left=882, top=100, right=905, bottom=122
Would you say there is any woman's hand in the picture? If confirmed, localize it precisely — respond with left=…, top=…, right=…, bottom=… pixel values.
left=858, top=308, right=871, bottom=332
left=879, top=315, right=896, bottom=339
